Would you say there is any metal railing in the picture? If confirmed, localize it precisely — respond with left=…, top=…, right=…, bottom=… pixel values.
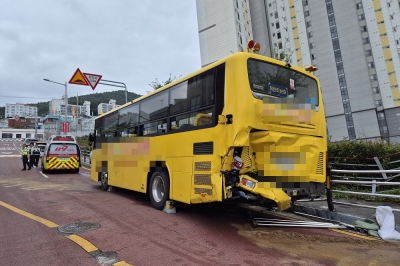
left=327, top=167, right=400, bottom=212
left=80, top=148, right=91, bottom=165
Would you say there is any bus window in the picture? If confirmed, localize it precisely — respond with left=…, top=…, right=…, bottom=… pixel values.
left=140, top=90, right=169, bottom=123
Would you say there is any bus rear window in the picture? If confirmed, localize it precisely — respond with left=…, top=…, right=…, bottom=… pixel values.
left=247, top=59, right=319, bottom=105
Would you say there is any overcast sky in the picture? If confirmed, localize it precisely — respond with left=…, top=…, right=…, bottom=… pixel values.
left=0, top=0, right=201, bottom=108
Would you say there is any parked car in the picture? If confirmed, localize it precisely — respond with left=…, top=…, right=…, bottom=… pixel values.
left=36, top=142, right=47, bottom=158
left=24, top=138, right=39, bottom=145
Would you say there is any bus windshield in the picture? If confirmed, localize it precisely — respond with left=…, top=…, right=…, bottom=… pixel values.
left=248, top=59, right=319, bottom=105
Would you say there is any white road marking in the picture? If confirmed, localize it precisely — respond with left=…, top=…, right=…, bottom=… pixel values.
left=39, top=171, right=49, bottom=179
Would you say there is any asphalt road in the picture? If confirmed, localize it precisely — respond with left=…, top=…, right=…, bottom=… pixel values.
left=0, top=140, right=399, bottom=266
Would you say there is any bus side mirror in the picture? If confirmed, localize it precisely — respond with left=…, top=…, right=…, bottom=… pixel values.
left=218, top=115, right=227, bottom=125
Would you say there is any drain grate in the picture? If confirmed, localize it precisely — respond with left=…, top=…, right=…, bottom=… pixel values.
left=57, top=222, right=101, bottom=234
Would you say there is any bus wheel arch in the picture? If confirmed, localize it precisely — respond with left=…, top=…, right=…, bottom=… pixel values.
left=149, top=169, right=170, bottom=210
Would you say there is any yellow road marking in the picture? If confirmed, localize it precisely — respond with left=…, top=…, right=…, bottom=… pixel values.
left=0, top=200, right=132, bottom=265
left=66, top=234, right=98, bottom=252
left=0, top=201, right=59, bottom=228
left=329, top=228, right=378, bottom=241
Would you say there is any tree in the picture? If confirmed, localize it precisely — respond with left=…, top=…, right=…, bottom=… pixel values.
left=262, top=42, right=293, bottom=64
left=149, top=73, right=178, bottom=90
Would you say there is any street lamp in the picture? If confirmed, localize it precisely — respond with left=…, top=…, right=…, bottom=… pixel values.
left=43, top=79, right=68, bottom=134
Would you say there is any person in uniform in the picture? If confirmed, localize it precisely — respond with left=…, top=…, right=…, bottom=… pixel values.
left=21, top=144, right=31, bottom=170
left=28, top=143, right=34, bottom=168
left=32, top=143, right=41, bottom=167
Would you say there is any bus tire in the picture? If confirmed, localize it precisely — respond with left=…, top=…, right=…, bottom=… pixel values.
left=100, top=172, right=109, bottom=191
left=149, top=171, right=170, bottom=210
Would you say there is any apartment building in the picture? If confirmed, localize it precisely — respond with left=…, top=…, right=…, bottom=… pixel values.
left=97, top=99, right=120, bottom=115
left=196, top=0, right=400, bottom=142
left=5, top=103, right=37, bottom=118
left=49, top=97, right=91, bottom=119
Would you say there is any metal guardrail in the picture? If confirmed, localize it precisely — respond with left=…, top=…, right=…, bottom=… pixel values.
left=326, top=167, right=400, bottom=212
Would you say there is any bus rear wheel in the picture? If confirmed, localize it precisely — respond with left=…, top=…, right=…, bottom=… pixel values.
left=100, top=172, right=109, bottom=191
left=149, top=172, right=170, bottom=210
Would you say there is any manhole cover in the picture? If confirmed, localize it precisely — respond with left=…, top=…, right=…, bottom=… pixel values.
left=57, top=222, right=101, bottom=234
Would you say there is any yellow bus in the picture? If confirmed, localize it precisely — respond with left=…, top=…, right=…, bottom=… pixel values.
left=90, top=51, right=326, bottom=211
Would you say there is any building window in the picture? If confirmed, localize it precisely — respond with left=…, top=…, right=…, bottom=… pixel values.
left=311, top=54, right=316, bottom=60
left=356, top=3, right=363, bottom=9
left=380, top=126, right=388, bottom=133
left=278, top=42, right=283, bottom=49
left=276, top=22, right=280, bottom=29
left=305, top=10, right=310, bottom=17
left=373, top=87, right=380, bottom=94
left=377, top=112, right=385, bottom=120
left=368, top=62, right=375, bottom=69
left=358, top=14, right=365, bottom=21
left=363, top=37, right=370, bottom=44
left=375, top=100, right=382, bottom=107
left=365, top=49, right=372, bottom=56
left=370, top=74, right=377, bottom=81
left=306, top=21, right=311, bottom=27
left=277, top=32, right=281, bottom=39
left=309, top=42, right=315, bottom=48
left=361, top=26, right=367, bottom=32
left=308, top=31, right=313, bottom=38
left=274, top=12, right=278, bottom=19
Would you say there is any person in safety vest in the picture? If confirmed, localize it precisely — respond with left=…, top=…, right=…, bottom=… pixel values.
left=32, top=143, right=41, bottom=167
left=21, top=144, right=31, bottom=170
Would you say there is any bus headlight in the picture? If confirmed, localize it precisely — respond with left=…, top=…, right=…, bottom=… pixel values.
left=242, top=178, right=255, bottom=189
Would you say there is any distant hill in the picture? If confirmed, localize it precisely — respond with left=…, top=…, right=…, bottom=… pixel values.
left=0, top=90, right=142, bottom=117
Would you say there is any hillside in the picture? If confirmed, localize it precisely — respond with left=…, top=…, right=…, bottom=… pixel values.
left=1, top=90, right=142, bottom=117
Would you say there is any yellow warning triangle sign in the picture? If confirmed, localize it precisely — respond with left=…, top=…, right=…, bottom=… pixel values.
left=68, top=68, right=89, bottom=86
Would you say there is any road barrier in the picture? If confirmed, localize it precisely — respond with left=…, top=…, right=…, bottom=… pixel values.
left=327, top=167, right=400, bottom=212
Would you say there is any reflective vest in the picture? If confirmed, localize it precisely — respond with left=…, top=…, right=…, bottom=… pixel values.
left=32, top=147, right=41, bottom=155
left=21, top=148, right=29, bottom=156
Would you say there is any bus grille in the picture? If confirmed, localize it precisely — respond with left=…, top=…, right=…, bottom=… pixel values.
left=194, top=174, right=212, bottom=186
left=195, top=161, right=211, bottom=171
left=316, top=152, right=324, bottom=175
left=193, top=142, right=213, bottom=154
left=194, top=188, right=212, bottom=195
left=241, top=147, right=253, bottom=170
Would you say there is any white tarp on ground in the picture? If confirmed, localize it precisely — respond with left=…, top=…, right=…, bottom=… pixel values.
left=376, top=206, right=400, bottom=240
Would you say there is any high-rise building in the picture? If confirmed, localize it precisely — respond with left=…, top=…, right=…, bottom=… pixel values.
left=97, top=99, right=120, bottom=115
left=5, top=103, right=37, bottom=118
left=196, top=0, right=400, bottom=142
left=49, top=98, right=91, bottom=119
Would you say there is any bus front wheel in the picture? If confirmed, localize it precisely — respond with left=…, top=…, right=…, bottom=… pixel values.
left=100, top=172, right=109, bottom=191
left=149, top=172, right=170, bottom=210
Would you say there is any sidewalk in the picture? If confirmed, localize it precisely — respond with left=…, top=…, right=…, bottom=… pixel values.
left=293, top=198, right=400, bottom=232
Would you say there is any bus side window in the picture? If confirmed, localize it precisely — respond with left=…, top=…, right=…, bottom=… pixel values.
left=170, top=118, right=178, bottom=131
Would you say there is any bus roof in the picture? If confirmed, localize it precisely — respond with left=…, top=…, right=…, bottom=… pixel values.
left=95, top=52, right=318, bottom=119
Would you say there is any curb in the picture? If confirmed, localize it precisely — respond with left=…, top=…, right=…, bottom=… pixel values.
left=293, top=203, right=400, bottom=232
